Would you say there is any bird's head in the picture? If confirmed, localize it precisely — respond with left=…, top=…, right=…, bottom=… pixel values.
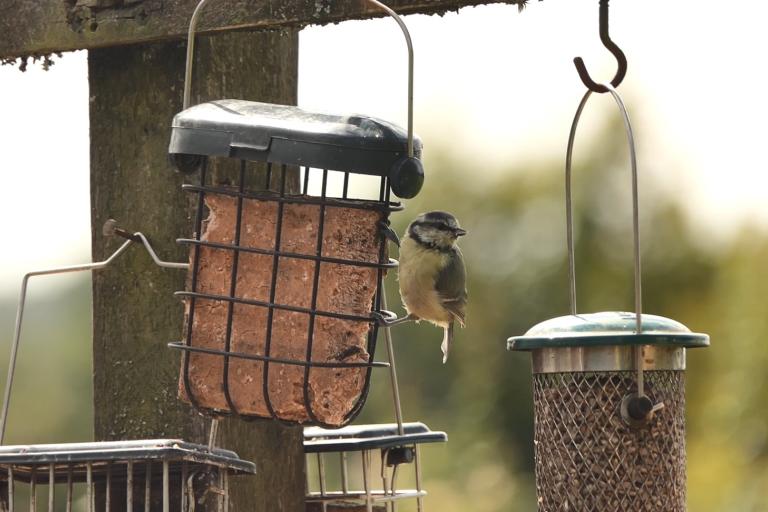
left=407, top=211, right=466, bottom=250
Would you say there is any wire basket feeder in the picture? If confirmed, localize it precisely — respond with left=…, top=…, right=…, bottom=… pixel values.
left=167, top=0, right=425, bottom=429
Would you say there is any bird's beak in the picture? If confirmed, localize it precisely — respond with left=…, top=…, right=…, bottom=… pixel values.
left=379, top=222, right=401, bottom=247
left=454, top=228, right=467, bottom=237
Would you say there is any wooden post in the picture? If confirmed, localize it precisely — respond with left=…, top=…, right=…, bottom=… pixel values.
left=89, top=29, right=305, bottom=511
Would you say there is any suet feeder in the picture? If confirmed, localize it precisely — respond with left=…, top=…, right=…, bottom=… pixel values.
left=168, top=0, right=424, bottom=427
left=304, top=423, right=446, bottom=512
left=0, top=440, right=255, bottom=512
left=508, top=82, right=709, bottom=510
left=0, top=231, right=255, bottom=512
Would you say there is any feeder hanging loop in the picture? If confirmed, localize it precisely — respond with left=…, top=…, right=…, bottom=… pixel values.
left=564, top=83, right=664, bottom=424
left=573, top=0, right=628, bottom=93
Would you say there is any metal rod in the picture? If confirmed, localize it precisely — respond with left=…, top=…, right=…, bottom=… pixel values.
left=380, top=450, right=391, bottom=512
left=183, top=0, right=210, bottom=109
left=365, top=0, right=415, bottom=158
left=180, top=161, right=209, bottom=412
left=66, top=467, right=72, bottom=512
left=106, top=463, right=112, bottom=512
left=133, top=233, right=190, bottom=269
left=127, top=461, right=134, bottom=512
left=86, top=463, right=93, bottom=512
left=179, top=463, right=186, bottom=512
left=301, top=169, right=329, bottom=424
left=221, top=160, right=248, bottom=415
left=317, top=453, right=327, bottom=497
left=340, top=452, right=349, bottom=494
left=29, top=468, right=35, bottom=512
left=208, top=418, right=220, bottom=451
left=144, top=463, right=151, bottom=512
left=183, top=0, right=415, bottom=158
left=7, top=467, right=12, bottom=512
left=261, top=165, right=288, bottom=419
left=362, top=451, right=373, bottom=512
left=223, top=471, right=229, bottom=512
left=217, top=468, right=224, bottom=512
left=47, top=465, right=54, bottom=512
left=414, top=446, right=423, bottom=512
left=565, top=85, right=645, bottom=397
left=380, top=287, right=405, bottom=435
left=162, top=462, right=169, bottom=512
left=390, top=465, right=400, bottom=512
left=1, top=232, right=187, bottom=444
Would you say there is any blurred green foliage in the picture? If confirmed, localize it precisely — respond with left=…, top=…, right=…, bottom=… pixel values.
left=0, top=117, right=766, bottom=511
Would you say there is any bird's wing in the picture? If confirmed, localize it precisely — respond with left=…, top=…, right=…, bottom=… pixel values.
left=436, top=247, right=467, bottom=327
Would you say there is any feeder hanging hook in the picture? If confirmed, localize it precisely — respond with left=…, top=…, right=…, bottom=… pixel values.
left=573, top=0, right=627, bottom=93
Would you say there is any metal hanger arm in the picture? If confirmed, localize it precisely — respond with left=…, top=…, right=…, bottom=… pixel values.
left=0, top=231, right=188, bottom=444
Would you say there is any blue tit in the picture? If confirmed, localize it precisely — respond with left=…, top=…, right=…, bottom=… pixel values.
left=395, top=211, right=467, bottom=363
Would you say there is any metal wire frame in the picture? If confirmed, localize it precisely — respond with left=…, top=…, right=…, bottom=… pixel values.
left=170, top=160, right=403, bottom=428
left=0, top=232, right=188, bottom=446
left=565, top=83, right=663, bottom=419
left=0, top=458, right=234, bottom=512
left=306, top=446, right=426, bottom=512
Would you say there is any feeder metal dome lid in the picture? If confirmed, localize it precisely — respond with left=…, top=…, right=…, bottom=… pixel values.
left=507, top=311, right=709, bottom=351
left=169, top=100, right=422, bottom=177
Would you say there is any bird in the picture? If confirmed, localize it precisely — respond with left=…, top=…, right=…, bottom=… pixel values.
left=391, top=211, right=467, bottom=363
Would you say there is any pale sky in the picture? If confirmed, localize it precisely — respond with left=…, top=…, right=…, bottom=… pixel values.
left=1, top=0, right=767, bottom=290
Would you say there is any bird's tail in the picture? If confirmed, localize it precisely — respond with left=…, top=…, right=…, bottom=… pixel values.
left=441, top=322, right=454, bottom=364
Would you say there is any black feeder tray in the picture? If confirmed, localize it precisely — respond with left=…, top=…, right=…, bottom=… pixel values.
left=0, top=439, right=255, bottom=511
left=303, top=423, right=446, bottom=512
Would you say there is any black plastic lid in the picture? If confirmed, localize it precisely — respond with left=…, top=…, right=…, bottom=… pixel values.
left=169, top=100, right=422, bottom=177
left=303, top=423, right=447, bottom=453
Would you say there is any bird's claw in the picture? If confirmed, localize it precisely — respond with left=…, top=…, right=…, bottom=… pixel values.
left=378, top=221, right=401, bottom=247
left=374, top=311, right=416, bottom=328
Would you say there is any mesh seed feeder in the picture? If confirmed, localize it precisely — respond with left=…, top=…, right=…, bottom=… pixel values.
left=168, top=0, right=424, bottom=428
left=508, top=12, right=709, bottom=506
left=0, top=231, right=256, bottom=512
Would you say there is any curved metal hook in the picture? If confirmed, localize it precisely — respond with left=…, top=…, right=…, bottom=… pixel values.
left=183, top=0, right=415, bottom=158
left=573, top=0, right=627, bottom=93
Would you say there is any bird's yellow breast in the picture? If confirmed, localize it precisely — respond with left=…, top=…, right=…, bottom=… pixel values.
left=397, top=237, right=453, bottom=326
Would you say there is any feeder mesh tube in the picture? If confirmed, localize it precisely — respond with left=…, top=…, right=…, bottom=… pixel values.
left=532, top=371, right=686, bottom=511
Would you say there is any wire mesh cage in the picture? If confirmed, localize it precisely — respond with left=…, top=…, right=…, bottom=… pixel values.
left=168, top=0, right=424, bottom=428
left=532, top=370, right=685, bottom=511
left=167, top=104, right=419, bottom=427
left=0, top=440, right=255, bottom=512
left=303, top=423, right=446, bottom=512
